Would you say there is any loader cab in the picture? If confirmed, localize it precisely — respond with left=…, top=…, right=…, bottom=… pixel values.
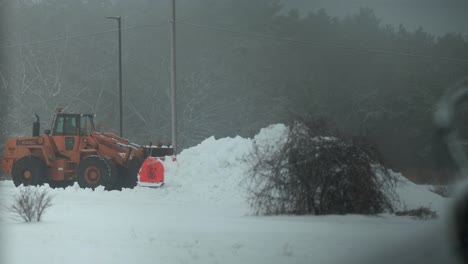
left=48, top=110, right=96, bottom=156
left=50, top=110, right=96, bottom=136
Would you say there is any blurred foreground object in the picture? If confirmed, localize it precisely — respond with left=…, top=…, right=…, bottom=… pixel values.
left=434, top=77, right=468, bottom=263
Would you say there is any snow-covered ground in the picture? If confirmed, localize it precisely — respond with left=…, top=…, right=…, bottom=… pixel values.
left=0, top=125, right=462, bottom=263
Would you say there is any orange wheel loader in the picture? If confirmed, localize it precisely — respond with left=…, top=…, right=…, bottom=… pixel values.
left=1, top=108, right=173, bottom=190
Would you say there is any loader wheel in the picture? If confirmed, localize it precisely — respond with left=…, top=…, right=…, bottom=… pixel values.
left=104, top=158, right=118, bottom=191
left=12, top=156, right=47, bottom=187
left=77, top=156, right=116, bottom=190
left=117, top=157, right=142, bottom=189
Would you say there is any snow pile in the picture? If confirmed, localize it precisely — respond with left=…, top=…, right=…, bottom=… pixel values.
left=392, top=170, right=446, bottom=212
left=162, top=135, right=253, bottom=206
left=160, top=124, right=288, bottom=207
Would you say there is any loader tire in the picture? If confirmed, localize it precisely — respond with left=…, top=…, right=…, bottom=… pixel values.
left=104, top=158, right=118, bottom=191
left=12, top=155, right=47, bottom=187
left=77, top=155, right=116, bottom=190
left=117, top=157, right=142, bottom=189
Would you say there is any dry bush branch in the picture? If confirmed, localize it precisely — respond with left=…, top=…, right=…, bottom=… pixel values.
left=395, top=206, right=438, bottom=220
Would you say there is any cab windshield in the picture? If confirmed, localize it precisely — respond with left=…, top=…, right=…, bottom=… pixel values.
left=52, top=114, right=95, bottom=135
left=80, top=115, right=95, bottom=135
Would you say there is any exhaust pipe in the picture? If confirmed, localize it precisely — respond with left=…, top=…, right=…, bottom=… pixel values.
left=33, top=114, right=40, bottom=137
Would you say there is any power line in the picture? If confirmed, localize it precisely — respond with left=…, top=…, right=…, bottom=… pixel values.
left=3, top=20, right=467, bottom=64
left=0, top=22, right=168, bottom=49
left=180, top=21, right=468, bottom=64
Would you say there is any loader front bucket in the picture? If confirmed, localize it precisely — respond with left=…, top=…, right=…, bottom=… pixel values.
left=138, top=157, right=165, bottom=188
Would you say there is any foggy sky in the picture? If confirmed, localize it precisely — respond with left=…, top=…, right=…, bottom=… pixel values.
left=284, top=0, right=468, bottom=37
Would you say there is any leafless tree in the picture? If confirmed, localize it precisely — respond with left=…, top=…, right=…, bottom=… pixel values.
left=247, top=117, right=399, bottom=215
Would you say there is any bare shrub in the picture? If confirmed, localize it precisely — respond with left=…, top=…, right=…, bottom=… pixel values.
left=9, top=187, right=53, bottom=222
left=395, top=206, right=438, bottom=220
left=247, top=117, right=399, bottom=215
left=429, top=184, right=451, bottom=198
left=34, top=188, right=54, bottom=221
left=9, top=187, right=36, bottom=222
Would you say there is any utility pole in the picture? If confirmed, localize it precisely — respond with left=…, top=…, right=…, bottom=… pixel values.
left=107, top=16, right=123, bottom=137
left=170, top=0, right=178, bottom=154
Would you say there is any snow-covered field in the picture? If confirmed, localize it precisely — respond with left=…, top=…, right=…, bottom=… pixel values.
left=0, top=125, right=462, bottom=263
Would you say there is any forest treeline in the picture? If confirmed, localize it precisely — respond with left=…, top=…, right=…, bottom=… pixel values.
left=1, top=0, right=468, bottom=182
